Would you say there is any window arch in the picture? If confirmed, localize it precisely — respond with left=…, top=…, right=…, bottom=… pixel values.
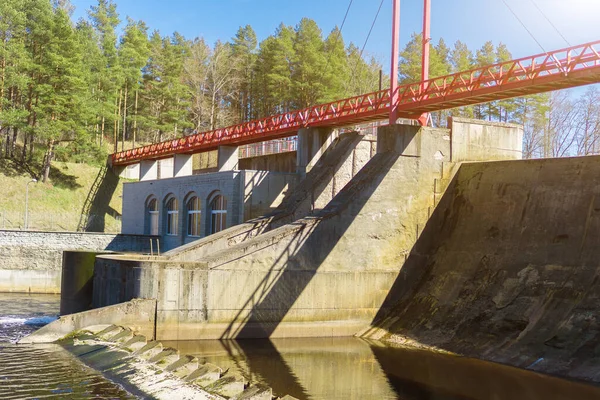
left=209, top=194, right=227, bottom=234
left=186, top=195, right=201, bottom=237
left=147, top=197, right=159, bottom=235
left=165, top=197, right=179, bottom=235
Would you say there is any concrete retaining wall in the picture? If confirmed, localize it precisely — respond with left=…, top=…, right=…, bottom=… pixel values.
left=239, top=151, right=297, bottom=173
left=92, top=119, right=525, bottom=341
left=94, top=126, right=454, bottom=340
left=165, top=131, right=375, bottom=262
left=0, top=231, right=152, bottom=293
left=121, top=169, right=297, bottom=251
left=363, top=155, right=600, bottom=383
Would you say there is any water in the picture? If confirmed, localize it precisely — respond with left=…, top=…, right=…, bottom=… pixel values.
left=2, top=293, right=600, bottom=399
left=163, top=338, right=600, bottom=400
left=0, top=293, right=136, bottom=399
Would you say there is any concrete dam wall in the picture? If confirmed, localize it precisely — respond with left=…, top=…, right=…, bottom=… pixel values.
left=362, top=155, right=600, bottom=383
left=89, top=119, right=524, bottom=341
left=0, top=231, right=152, bottom=293
left=93, top=121, right=521, bottom=340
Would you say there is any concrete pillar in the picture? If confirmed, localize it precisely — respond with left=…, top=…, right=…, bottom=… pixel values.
left=158, top=158, right=174, bottom=179
left=173, top=154, right=193, bottom=177
left=296, top=127, right=337, bottom=175
left=140, top=160, right=158, bottom=181
left=60, top=251, right=102, bottom=315
left=218, top=145, right=239, bottom=171
left=119, top=163, right=139, bottom=180
left=376, top=124, right=421, bottom=156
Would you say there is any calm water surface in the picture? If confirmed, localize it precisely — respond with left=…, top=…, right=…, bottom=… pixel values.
left=3, top=293, right=600, bottom=399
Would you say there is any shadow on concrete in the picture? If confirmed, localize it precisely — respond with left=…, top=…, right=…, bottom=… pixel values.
left=367, top=170, right=461, bottom=330
left=166, top=131, right=366, bottom=260
left=217, top=150, right=401, bottom=340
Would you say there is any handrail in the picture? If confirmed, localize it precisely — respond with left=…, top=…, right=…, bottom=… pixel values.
left=112, top=40, right=600, bottom=166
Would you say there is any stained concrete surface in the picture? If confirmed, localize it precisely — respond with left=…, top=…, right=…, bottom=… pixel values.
left=364, top=155, right=600, bottom=383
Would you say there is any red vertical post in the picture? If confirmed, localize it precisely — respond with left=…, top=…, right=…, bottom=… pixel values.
left=389, top=0, right=400, bottom=125
left=419, top=0, right=431, bottom=126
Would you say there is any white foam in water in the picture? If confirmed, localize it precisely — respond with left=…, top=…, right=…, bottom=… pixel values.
left=25, top=316, right=58, bottom=325
left=0, top=316, right=27, bottom=325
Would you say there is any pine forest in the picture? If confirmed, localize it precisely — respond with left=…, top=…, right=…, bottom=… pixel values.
left=0, top=0, right=598, bottom=182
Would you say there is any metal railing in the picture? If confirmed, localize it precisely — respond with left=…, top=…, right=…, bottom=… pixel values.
left=239, top=138, right=298, bottom=158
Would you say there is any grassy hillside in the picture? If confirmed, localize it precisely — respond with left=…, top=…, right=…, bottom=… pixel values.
left=0, top=158, right=125, bottom=232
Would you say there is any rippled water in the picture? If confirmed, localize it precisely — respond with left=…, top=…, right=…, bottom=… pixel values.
left=3, top=293, right=600, bottom=400
left=0, top=293, right=136, bottom=399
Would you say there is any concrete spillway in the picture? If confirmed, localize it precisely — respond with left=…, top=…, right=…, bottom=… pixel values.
left=362, top=155, right=600, bottom=383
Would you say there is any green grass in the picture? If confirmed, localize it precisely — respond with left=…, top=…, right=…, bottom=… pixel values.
left=0, top=158, right=125, bottom=232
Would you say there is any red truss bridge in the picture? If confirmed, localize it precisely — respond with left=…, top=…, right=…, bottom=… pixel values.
left=112, top=40, right=600, bottom=167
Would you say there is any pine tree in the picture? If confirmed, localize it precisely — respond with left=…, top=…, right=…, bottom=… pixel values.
left=449, top=40, right=475, bottom=118
left=231, top=25, right=257, bottom=122
left=475, top=41, right=497, bottom=120
left=291, top=18, right=326, bottom=108
left=38, top=6, right=87, bottom=182
left=118, top=18, right=149, bottom=149
left=253, top=24, right=295, bottom=117
left=321, top=27, right=349, bottom=103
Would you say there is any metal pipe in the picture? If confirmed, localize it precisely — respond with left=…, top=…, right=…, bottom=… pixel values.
left=389, top=0, right=400, bottom=125
left=421, top=0, right=431, bottom=84
left=420, top=0, right=431, bottom=126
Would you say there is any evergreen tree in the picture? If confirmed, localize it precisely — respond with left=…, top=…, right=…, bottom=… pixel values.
left=291, top=18, right=326, bottom=108
left=253, top=24, right=295, bottom=117
left=87, top=0, right=120, bottom=151
left=449, top=40, right=475, bottom=118
left=231, top=25, right=257, bottom=122
left=322, top=26, right=349, bottom=103
left=38, top=6, right=87, bottom=182
left=118, top=18, right=149, bottom=149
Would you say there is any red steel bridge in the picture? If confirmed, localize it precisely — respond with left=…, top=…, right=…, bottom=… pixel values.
left=112, top=3, right=600, bottom=167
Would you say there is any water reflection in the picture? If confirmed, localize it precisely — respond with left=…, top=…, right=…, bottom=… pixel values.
left=164, top=337, right=600, bottom=400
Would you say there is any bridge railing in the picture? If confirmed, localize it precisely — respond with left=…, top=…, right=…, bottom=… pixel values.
left=112, top=40, right=600, bottom=166
left=394, top=40, right=600, bottom=111
left=239, top=138, right=298, bottom=158
left=112, top=89, right=391, bottom=166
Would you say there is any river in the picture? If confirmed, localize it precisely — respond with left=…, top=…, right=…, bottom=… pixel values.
left=0, top=293, right=136, bottom=399
left=2, top=293, right=600, bottom=399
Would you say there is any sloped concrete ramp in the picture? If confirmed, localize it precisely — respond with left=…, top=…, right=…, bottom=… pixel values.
left=362, top=155, right=600, bottom=383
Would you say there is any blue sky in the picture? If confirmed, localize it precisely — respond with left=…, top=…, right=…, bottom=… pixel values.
left=70, top=0, right=600, bottom=74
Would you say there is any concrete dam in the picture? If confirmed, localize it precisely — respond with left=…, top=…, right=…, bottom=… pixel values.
left=362, top=154, right=600, bottom=382
left=14, top=118, right=600, bottom=396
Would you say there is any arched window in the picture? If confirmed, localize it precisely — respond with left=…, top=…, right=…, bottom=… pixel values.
left=210, top=194, right=227, bottom=234
left=186, top=196, right=201, bottom=237
left=147, top=198, right=158, bottom=235
left=165, top=197, right=179, bottom=235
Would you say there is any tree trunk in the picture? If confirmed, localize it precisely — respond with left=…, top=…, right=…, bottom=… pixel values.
left=4, top=128, right=10, bottom=158
left=28, top=132, right=34, bottom=162
left=42, top=140, right=55, bottom=183
left=100, top=115, right=105, bottom=146
left=122, top=84, right=127, bottom=151
left=0, top=35, right=5, bottom=113
left=11, top=126, right=18, bottom=159
left=133, top=89, right=138, bottom=149
left=21, top=132, right=27, bottom=161
left=113, top=89, right=119, bottom=153
left=116, top=88, right=122, bottom=152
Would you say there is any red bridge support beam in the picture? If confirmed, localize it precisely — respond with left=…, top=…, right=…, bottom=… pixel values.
left=390, top=0, right=400, bottom=125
